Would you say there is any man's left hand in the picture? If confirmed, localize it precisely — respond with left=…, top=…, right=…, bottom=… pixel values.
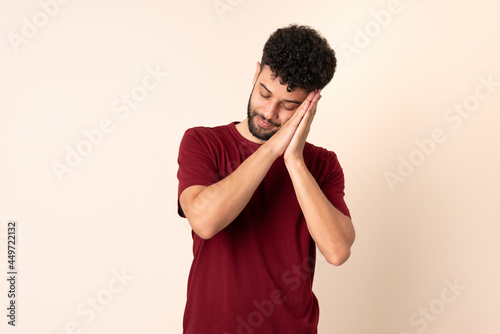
left=283, top=89, right=322, bottom=164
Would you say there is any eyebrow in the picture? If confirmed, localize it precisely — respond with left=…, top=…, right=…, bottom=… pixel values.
left=259, top=83, right=301, bottom=105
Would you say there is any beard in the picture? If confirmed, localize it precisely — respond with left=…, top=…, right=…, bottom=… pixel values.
left=246, top=90, right=281, bottom=141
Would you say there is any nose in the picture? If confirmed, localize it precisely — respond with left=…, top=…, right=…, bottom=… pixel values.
left=262, top=99, right=280, bottom=121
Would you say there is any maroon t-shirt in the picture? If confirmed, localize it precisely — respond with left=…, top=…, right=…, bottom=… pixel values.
left=177, top=122, right=350, bottom=334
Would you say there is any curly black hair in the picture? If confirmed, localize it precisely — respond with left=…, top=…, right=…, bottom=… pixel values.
left=260, top=24, right=337, bottom=92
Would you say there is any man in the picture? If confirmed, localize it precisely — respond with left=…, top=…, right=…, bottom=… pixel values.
left=177, top=24, right=355, bottom=333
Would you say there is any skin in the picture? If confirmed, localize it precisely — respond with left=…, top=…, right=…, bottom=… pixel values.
left=179, top=62, right=355, bottom=266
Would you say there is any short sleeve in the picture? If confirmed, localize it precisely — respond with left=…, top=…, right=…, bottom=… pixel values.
left=177, top=128, right=220, bottom=217
left=320, top=152, right=351, bottom=218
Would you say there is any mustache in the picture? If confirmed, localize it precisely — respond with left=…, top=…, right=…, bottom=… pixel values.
left=251, top=111, right=281, bottom=127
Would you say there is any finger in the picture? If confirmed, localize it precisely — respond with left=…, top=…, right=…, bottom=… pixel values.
left=302, top=99, right=317, bottom=126
left=312, top=89, right=322, bottom=103
left=294, top=90, right=316, bottom=117
left=288, top=90, right=315, bottom=123
left=297, top=92, right=318, bottom=128
left=306, top=90, right=321, bottom=116
left=301, top=90, right=316, bottom=110
left=286, top=90, right=317, bottom=126
left=309, top=89, right=321, bottom=108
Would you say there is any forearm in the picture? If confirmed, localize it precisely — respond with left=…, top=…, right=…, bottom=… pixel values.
left=183, top=144, right=278, bottom=239
left=286, top=158, right=355, bottom=265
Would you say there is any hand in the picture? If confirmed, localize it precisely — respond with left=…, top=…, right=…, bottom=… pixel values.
left=265, top=90, right=317, bottom=158
left=283, top=89, right=321, bottom=163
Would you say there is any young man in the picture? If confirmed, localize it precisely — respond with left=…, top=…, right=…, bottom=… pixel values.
left=177, top=24, right=355, bottom=333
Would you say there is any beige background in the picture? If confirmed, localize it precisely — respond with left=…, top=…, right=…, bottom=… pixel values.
left=1, top=0, right=499, bottom=333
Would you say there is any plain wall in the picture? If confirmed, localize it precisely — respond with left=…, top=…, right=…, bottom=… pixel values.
left=1, top=0, right=499, bottom=333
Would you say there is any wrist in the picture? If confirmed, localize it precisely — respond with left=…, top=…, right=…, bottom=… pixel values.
left=261, top=139, right=282, bottom=161
left=284, top=155, right=306, bottom=171
left=259, top=141, right=281, bottom=162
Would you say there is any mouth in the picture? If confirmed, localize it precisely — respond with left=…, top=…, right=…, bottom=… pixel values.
left=256, top=116, right=274, bottom=129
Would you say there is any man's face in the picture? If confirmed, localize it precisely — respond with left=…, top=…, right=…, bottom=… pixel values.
left=247, top=64, right=309, bottom=141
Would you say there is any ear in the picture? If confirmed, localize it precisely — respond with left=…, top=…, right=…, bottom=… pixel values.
left=252, top=62, right=261, bottom=86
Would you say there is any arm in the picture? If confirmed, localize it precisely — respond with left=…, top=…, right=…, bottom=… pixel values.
left=284, top=90, right=355, bottom=266
left=179, top=144, right=276, bottom=239
left=180, top=91, right=317, bottom=239
left=286, top=159, right=355, bottom=265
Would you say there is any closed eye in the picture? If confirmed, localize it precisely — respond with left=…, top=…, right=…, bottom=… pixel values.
left=281, top=104, right=295, bottom=111
left=259, top=86, right=298, bottom=111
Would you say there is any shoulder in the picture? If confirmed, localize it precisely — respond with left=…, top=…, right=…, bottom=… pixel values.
left=304, top=141, right=340, bottom=167
left=304, top=142, right=346, bottom=190
left=183, top=123, right=232, bottom=139
left=181, top=123, right=234, bottom=147
left=179, top=123, right=243, bottom=160
left=303, top=142, right=344, bottom=183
